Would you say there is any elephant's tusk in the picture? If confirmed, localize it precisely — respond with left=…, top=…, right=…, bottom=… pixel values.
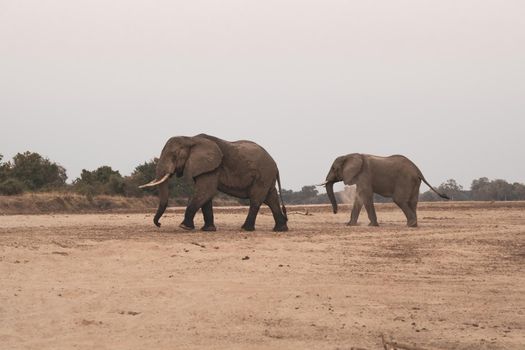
left=316, top=181, right=329, bottom=187
left=138, top=173, right=170, bottom=188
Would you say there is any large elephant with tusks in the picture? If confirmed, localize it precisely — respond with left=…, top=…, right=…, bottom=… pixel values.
left=140, top=134, right=288, bottom=232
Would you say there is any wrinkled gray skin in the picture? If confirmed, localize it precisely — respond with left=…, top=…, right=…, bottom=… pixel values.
left=324, top=154, right=449, bottom=227
left=151, top=134, right=288, bottom=232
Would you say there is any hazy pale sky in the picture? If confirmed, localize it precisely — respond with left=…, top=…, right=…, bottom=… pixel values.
left=1, top=0, right=524, bottom=191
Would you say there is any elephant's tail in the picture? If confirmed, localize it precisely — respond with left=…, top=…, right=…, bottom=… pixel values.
left=276, top=171, right=288, bottom=221
left=420, top=175, right=450, bottom=200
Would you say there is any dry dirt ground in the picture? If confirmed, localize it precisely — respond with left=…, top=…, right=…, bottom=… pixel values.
left=0, top=202, right=524, bottom=350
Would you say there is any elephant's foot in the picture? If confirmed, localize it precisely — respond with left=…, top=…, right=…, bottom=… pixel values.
left=201, top=224, right=217, bottom=232
left=179, top=222, right=195, bottom=230
left=273, top=224, right=288, bottom=232
left=346, top=221, right=359, bottom=226
left=368, top=222, right=379, bottom=227
left=407, top=221, right=418, bottom=228
left=241, top=224, right=255, bottom=232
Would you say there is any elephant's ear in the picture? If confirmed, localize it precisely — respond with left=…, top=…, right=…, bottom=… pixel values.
left=184, top=138, right=223, bottom=179
left=342, top=154, right=363, bottom=185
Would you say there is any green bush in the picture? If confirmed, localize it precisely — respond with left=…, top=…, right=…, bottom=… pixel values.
left=9, top=151, right=67, bottom=190
left=73, top=166, right=125, bottom=196
left=0, top=178, right=25, bottom=195
left=0, top=154, right=7, bottom=182
left=108, top=174, right=125, bottom=195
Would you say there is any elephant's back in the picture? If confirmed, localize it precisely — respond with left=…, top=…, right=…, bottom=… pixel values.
left=217, top=140, right=279, bottom=193
left=368, top=154, right=420, bottom=177
left=196, top=135, right=279, bottom=191
left=229, top=140, right=278, bottom=170
left=388, top=154, right=420, bottom=171
left=197, top=135, right=276, bottom=167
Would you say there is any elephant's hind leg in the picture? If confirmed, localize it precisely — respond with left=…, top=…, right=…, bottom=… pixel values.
left=241, top=202, right=261, bottom=231
left=264, top=187, right=288, bottom=232
left=407, top=192, right=419, bottom=228
left=241, top=183, right=270, bottom=231
left=395, top=200, right=417, bottom=227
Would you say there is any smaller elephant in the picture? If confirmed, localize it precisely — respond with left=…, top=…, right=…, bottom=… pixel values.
left=320, top=154, right=449, bottom=227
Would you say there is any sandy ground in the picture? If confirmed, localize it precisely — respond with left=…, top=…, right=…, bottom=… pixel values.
left=0, top=202, right=524, bottom=350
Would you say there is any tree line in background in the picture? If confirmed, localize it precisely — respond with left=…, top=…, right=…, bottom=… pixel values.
left=0, top=152, right=192, bottom=204
left=1, top=152, right=525, bottom=203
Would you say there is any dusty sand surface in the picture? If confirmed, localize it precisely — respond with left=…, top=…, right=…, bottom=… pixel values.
left=1, top=202, right=524, bottom=349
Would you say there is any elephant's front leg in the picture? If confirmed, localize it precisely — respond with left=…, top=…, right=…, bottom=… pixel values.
left=347, top=197, right=363, bottom=226
left=364, top=199, right=379, bottom=226
left=180, top=173, right=218, bottom=231
left=200, top=200, right=217, bottom=231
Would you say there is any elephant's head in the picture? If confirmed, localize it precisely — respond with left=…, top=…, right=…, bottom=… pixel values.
left=321, top=154, right=363, bottom=214
left=139, top=136, right=223, bottom=227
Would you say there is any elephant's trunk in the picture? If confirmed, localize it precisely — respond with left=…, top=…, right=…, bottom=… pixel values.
left=326, top=181, right=338, bottom=214
left=153, top=180, right=169, bottom=227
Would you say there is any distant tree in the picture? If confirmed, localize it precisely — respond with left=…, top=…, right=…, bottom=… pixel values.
left=512, top=182, right=525, bottom=200
left=490, top=179, right=514, bottom=201
left=311, top=193, right=329, bottom=204
left=82, top=166, right=121, bottom=184
left=123, top=159, right=158, bottom=197
left=419, top=190, right=437, bottom=202
left=420, top=178, right=469, bottom=201
left=471, top=177, right=491, bottom=200
left=8, top=151, right=67, bottom=190
left=469, top=177, right=525, bottom=201
left=133, top=159, right=157, bottom=184
left=73, top=166, right=124, bottom=196
left=0, top=178, right=25, bottom=195
left=440, top=179, right=463, bottom=192
left=438, top=179, right=467, bottom=200
left=299, top=185, right=318, bottom=200
left=281, top=188, right=295, bottom=204
left=0, top=154, right=9, bottom=182
left=281, top=185, right=322, bottom=204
